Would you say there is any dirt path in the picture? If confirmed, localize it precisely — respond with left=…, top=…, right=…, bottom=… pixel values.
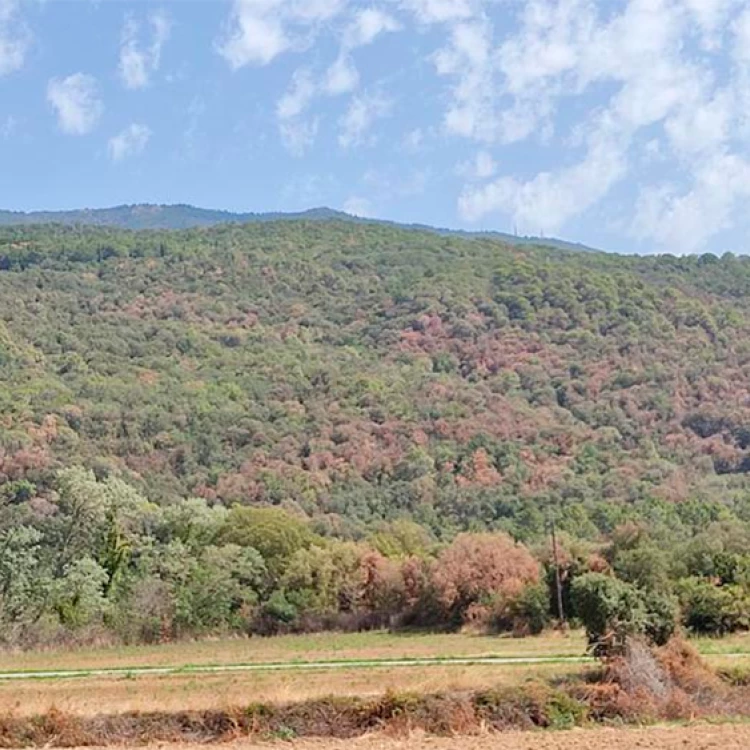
left=98, top=724, right=750, bottom=750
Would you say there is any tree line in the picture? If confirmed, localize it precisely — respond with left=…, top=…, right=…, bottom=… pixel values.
left=0, top=467, right=747, bottom=648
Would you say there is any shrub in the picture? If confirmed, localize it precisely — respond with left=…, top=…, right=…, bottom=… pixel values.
left=677, top=577, right=750, bottom=634
left=643, top=590, right=680, bottom=646
left=571, top=572, right=647, bottom=657
left=504, top=583, right=551, bottom=635
left=431, top=532, right=540, bottom=626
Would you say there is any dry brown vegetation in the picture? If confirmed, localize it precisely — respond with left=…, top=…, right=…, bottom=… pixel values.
left=0, top=640, right=746, bottom=748
left=0, top=663, right=580, bottom=718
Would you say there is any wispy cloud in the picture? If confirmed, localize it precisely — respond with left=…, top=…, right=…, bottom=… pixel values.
left=108, top=123, right=152, bottom=162
left=47, top=74, right=103, bottom=136
left=0, top=0, right=30, bottom=76
left=343, top=195, right=374, bottom=217
left=339, top=92, right=391, bottom=148
left=271, top=4, right=401, bottom=154
left=119, top=11, right=171, bottom=90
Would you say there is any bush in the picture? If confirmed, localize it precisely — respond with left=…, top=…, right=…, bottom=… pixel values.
left=506, top=583, right=551, bottom=635
left=571, top=573, right=647, bottom=657
left=677, top=577, right=750, bottom=634
left=431, top=532, right=540, bottom=626
left=261, top=590, right=298, bottom=629
left=644, top=590, right=679, bottom=646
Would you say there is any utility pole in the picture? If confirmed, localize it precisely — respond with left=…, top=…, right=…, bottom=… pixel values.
left=549, top=515, right=566, bottom=630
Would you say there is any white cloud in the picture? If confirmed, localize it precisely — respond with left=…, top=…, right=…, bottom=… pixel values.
left=108, top=123, right=152, bottom=162
left=119, top=11, right=172, bottom=90
left=47, top=74, right=103, bottom=136
left=0, top=114, right=15, bottom=139
left=403, top=127, right=426, bottom=152
left=218, top=5, right=288, bottom=68
left=338, top=92, right=391, bottom=148
left=277, top=68, right=317, bottom=119
left=324, top=54, right=359, bottom=95
left=258, top=3, right=400, bottom=153
left=343, top=196, right=374, bottom=217
left=276, top=68, right=319, bottom=154
left=435, top=20, right=496, bottom=141
left=217, top=0, right=345, bottom=69
left=443, top=0, right=750, bottom=250
left=0, top=0, right=30, bottom=76
left=460, top=120, right=628, bottom=233
left=345, top=8, right=400, bottom=47
left=400, top=0, right=475, bottom=24
left=279, top=118, right=319, bottom=156
left=633, top=154, right=750, bottom=253
left=457, top=150, right=497, bottom=180
left=733, top=7, right=750, bottom=64
left=682, top=0, right=741, bottom=49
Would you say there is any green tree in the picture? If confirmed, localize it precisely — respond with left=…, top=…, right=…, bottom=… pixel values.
left=219, top=506, right=317, bottom=578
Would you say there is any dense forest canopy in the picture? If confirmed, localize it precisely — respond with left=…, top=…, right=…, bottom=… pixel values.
left=0, top=221, right=748, bottom=643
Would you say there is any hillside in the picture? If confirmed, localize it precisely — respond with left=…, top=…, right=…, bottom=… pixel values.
left=0, top=220, right=747, bottom=541
left=0, top=204, right=600, bottom=253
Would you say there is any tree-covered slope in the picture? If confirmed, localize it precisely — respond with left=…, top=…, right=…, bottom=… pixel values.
left=0, top=203, right=600, bottom=252
left=0, top=221, right=748, bottom=540
left=0, top=205, right=349, bottom=230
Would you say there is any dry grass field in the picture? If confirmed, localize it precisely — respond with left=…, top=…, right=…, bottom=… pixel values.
left=0, top=630, right=745, bottom=719
left=0, top=630, right=586, bottom=673
left=0, top=629, right=745, bottom=672
left=0, top=662, right=586, bottom=717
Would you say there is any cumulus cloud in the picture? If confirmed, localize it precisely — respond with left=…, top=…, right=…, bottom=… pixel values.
left=442, top=0, right=750, bottom=251
left=217, top=0, right=345, bottom=69
left=47, top=74, right=103, bottom=136
left=338, top=92, right=391, bottom=148
left=633, top=154, right=750, bottom=254
left=0, top=0, right=30, bottom=76
left=435, top=20, right=496, bottom=141
left=119, top=11, right=171, bottom=89
left=108, top=123, right=152, bottom=162
left=344, top=8, right=400, bottom=47
left=460, top=124, right=628, bottom=233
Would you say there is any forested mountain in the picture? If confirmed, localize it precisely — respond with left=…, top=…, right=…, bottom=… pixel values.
left=0, top=220, right=748, bottom=643
left=0, top=205, right=347, bottom=230
left=0, top=204, right=598, bottom=253
left=0, top=221, right=748, bottom=530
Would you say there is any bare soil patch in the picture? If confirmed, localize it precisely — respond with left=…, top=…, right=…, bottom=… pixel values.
left=84, top=723, right=750, bottom=750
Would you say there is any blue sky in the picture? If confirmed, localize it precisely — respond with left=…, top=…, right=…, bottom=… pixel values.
left=1, top=0, right=750, bottom=254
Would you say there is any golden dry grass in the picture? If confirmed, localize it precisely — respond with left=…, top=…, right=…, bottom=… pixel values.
left=0, top=630, right=746, bottom=719
left=0, top=662, right=586, bottom=717
left=0, top=630, right=587, bottom=673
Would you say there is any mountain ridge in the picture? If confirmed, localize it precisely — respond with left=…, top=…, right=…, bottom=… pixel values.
left=0, top=203, right=602, bottom=254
